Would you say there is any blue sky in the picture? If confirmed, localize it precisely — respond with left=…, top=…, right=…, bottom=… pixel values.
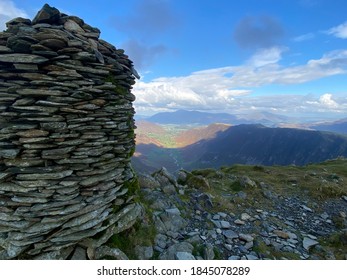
left=1, top=0, right=347, bottom=121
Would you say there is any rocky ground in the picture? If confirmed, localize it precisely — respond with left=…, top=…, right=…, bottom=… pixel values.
left=112, top=159, right=347, bottom=260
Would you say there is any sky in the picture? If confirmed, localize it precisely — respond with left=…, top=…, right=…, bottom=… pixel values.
left=1, top=0, right=347, bottom=122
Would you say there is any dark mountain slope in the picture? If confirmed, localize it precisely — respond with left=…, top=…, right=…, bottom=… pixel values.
left=182, top=124, right=347, bottom=169
left=310, top=118, right=347, bottom=135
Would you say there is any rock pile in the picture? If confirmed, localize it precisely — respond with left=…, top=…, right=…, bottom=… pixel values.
left=137, top=167, right=347, bottom=260
left=0, top=4, right=141, bottom=259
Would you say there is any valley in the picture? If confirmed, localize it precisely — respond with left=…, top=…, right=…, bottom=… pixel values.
left=133, top=111, right=347, bottom=174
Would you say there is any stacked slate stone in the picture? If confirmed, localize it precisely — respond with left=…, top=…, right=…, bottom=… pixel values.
left=0, top=4, right=142, bottom=259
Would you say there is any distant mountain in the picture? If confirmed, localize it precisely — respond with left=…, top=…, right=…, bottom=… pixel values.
left=146, top=110, right=238, bottom=125
left=237, top=111, right=289, bottom=126
left=310, top=118, right=347, bottom=135
left=182, top=124, right=347, bottom=170
left=145, top=109, right=290, bottom=126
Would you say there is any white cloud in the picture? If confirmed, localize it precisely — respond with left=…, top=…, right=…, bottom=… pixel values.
left=318, top=93, right=339, bottom=108
left=133, top=48, right=347, bottom=117
left=305, top=93, right=347, bottom=116
left=293, top=32, right=315, bottom=42
left=247, top=46, right=286, bottom=67
left=0, top=0, right=29, bottom=31
left=326, top=21, right=347, bottom=39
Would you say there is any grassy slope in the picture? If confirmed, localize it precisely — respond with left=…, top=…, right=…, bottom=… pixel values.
left=197, top=158, right=347, bottom=208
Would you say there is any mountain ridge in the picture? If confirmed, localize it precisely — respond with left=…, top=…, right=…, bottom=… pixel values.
left=140, top=109, right=290, bottom=126
left=182, top=124, right=347, bottom=170
left=310, top=118, right=347, bottom=135
left=133, top=124, right=347, bottom=173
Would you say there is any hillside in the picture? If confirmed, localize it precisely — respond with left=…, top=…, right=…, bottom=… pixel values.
left=133, top=122, right=231, bottom=173
left=135, top=121, right=231, bottom=148
left=135, top=120, right=168, bottom=146
left=310, top=118, right=347, bottom=135
left=109, top=158, right=347, bottom=260
left=182, top=124, right=347, bottom=170
left=133, top=124, right=347, bottom=173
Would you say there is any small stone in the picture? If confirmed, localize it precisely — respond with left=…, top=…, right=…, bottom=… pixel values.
left=70, top=247, right=87, bottom=260
left=302, top=205, right=313, bottom=212
left=32, top=3, right=61, bottom=25
left=238, top=191, right=247, bottom=199
left=220, top=221, right=232, bottom=229
left=212, top=214, right=220, bottom=220
left=234, top=219, right=245, bottom=225
left=241, top=213, right=252, bottom=221
left=246, top=254, right=259, bottom=260
left=273, top=230, right=290, bottom=239
left=40, top=38, right=67, bottom=51
left=40, top=122, right=67, bottom=130
left=95, top=246, right=128, bottom=260
left=223, top=230, right=238, bottom=239
left=228, top=255, right=240, bottom=260
left=175, top=252, right=195, bottom=260
left=307, top=234, right=317, bottom=240
left=287, top=232, right=298, bottom=240
left=0, top=46, right=13, bottom=53
left=218, top=212, right=228, bottom=218
left=303, top=237, right=319, bottom=251
left=4, top=159, right=44, bottom=167
left=16, top=129, right=49, bottom=138
left=240, top=176, right=257, bottom=188
left=0, top=54, right=48, bottom=64
left=320, top=212, right=329, bottom=220
left=159, top=242, right=193, bottom=260
left=134, top=246, right=153, bottom=260
left=245, top=241, right=254, bottom=250
left=64, top=19, right=85, bottom=33
left=165, top=208, right=181, bottom=215
left=7, top=36, right=36, bottom=53
left=17, top=88, right=66, bottom=97
left=163, top=184, right=177, bottom=194
left=6, top=17, right=31, bottom=27
left=73, top=52, right=96, bottom=62
left=0, top=149, right=20, bottom=159
left=211, top=220, right=221, bottom=228
left=239, top=233, right=254, bottom=242
left=13, top=64, right=39, bottom=71
left=42, top=146, right=75, bottom=158
left=16, top=170, right=73, bottom=180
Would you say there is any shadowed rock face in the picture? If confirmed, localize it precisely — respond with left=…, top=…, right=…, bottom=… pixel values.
left=0, top=4, right=141, bottom=259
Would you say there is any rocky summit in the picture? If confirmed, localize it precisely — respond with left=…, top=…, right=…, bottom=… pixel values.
left=0, top=4, right=141, bottom=259
left=121, top=159, right=346, bottom=260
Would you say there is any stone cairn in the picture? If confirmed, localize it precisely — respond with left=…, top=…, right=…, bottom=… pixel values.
left=0, top=4, right=142, bottom=259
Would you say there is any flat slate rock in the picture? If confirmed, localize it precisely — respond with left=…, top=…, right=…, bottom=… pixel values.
left=0, top=54, right=48, bottom=64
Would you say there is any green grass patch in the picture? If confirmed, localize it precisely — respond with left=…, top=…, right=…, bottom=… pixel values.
left=253, top=239, right=301, bottom=260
